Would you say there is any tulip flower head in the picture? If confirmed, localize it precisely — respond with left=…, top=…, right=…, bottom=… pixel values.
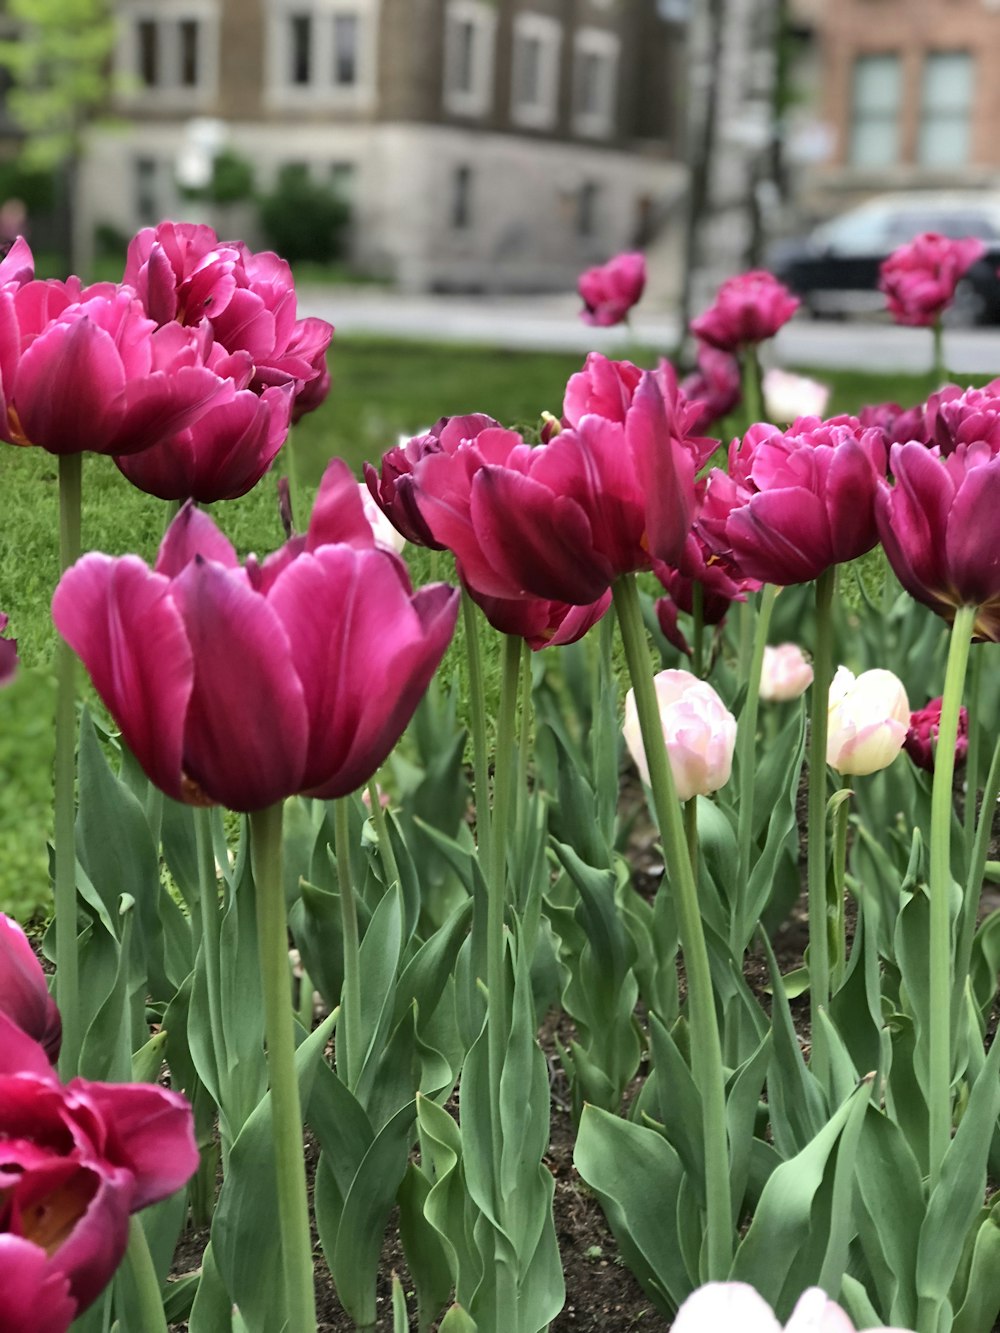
left=922, top=380, right=1000, bottom=456
left=760, top=643, right=814, bottom=702
left=53, top=458, right=459, bottom=811
left=359, top=481, right=407, bottom=554
left=827, top=665, right=910, bottom=776
left=0, top=611, right=17, bottom=687
left=672, top=1281, right=915, bottom=1333
left=578, top=251, right=646, bottom=326
left=0, top=1014, right=198, bottom=1331
left=879, top=232, right=986, bottom=327
left=623, top=669, right=737, bottom=800
left=680, top=343, right=742, bottom=433
left=690, top=270, right=800, bottom=352
left=0, top=913, right=60, bottom=1059
left=904, top=695, right=969, bottom=773
left=763, top=369, right=830, bottom=424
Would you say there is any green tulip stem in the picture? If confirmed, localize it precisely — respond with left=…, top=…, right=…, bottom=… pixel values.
left=928, top=604, right=976, bottom=1188
left=194, top=808, right=229, bottom=1162
left=734, top=583, right=778, bottom=948
left=955, top=724, right=1000, bottom=1013
left=123, top=1217, right=169, bottom=1333
left=516, top=638, right=533, bottom=835
left=741, top=345, right=764, bottom=430
left=55, top=450, right=82, bottom=1076
left=932, top=318, right=945, bottom=385
left=684, top=797, right=699, bottom=883
left=462, top=590, right=493, bottom=873
left=830, top=791, right=852, bottom=994
left=691, top=580, right=705, bottom=678
left=248, top=801, right=317, bottom=1333
left=613, top=574, right=732, bottom=1279
left=807, top=566, right=836, bottom=1086
left=367, top=779, right=400, bottom=895
left=963, top=644, right=982, bottom=862
left=335, top=797, right=363, bottom=1093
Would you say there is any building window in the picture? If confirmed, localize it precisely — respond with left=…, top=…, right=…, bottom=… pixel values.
left=444, top=1, right=496, bottom=116
left=137, top=19, right=159, bottom=87
left=510, top=13, right=561, bottom=129
left=572, top=28, right=619, bottom=138
left=290, top=14, right=312, bottom=84
left=450, top=164, right=473, bottom=230
left=179, top=19, right=199, bottom=86
left=577, top=181, right=600, bottom=238
left=848, top=53, right=902, bottom=168
left=134, top=156, right=160, bottom=226
left=918, top=51, right=974, bottom=168
left=333, top=13, right=358, bottom=85
left=126, top=13, right=212, bottom=97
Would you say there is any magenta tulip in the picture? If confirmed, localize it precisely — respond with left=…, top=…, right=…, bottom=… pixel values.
left=690, top=270, right=800, bottom=352
left=113, top=382, right=294, bottom=503
left=414, top=368, right=698, bottom=606
left=652, top=506, right=758, bottom=657
left=0, top=282, right=238, bottom=456
left=877, top=439, right=1000, bottom=640
left=680, top=344, right=742, bottom=432
left=879, top=232, right=986, bottom=327
left=857, top=400, right=927, bottom=448
left=0, top=914, right=60, bottom=1059
left=52, top=459, right=458, bottom=811
left=0, top=1013, right=198, bottom=1328
left=905, top=695, right=969, bottom=773
left=922, top=380, right=1000, bottom=455
left=0, top=235, right=34, bottom=289
left=704, top=416, right=887, bottom=585
left=578, top=251, right=646, bottom=326
left=364, top=414, right=500, bottom=549
left=0, top=611, right=17, bottom=687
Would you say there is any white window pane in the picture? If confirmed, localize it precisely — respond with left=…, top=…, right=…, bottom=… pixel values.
left=849, top=55, right=900, bottom=167
left=333, top=14, right=358, bottom=85
left=919, top=52, right=973, bottom=166
left=853, top=54, right=901, bottom=113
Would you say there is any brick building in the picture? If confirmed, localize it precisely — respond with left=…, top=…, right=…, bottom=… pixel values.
left=79, top=0, right=686, bottom=290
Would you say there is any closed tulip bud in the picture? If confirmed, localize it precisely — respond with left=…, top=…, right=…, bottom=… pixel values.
left=827, top=666, right=910, bottom=776
left=0, top=914, right=60, bottom=1060
left=577, top=251, right=646, bottom=327
left=904, top=696, right=969, bottom=773
left=623, top=669, right=737, bottom=800
left=0, top=611, right=17, bottom=687
left=673, top=1281, right=915, bottom=1333
left=760, top=643, right=813, bottom=701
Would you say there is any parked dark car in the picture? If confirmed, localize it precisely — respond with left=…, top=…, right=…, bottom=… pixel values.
left=768, top=193, right=1000, bottom=325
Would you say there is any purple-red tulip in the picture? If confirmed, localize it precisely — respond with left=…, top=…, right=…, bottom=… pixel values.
left=0, top=914, right=60, bottom=1059
left=905, top=695, right=969, bottom=773
left=680, top=344, right=742, bottom=433
left=857, top=399, right=928, bottom=448
left=113, top=382, right=294, bottom=503
left=690, top=270, right=800, bottom=352
left=364, top=414, right=500, bottom=549
left=0, top=281, right=238, bottom=456
left=52, top=459, right=458, bottom=811
left=124, top=222, right=333, bottom=417
left=0, top=1013, right=198, bottom=1330
left=879, top=232, right=987, bottom=327
left=877, top=439, right=1000, bottom=639
left=577, top=251, right=646, bottom=327
left=0, top=611, right=17, bottom=687
left=922, top=380, right=1000, bottom=455
left=704, top=416, right=887, bottom=585
left=414, top=368, right=698, bottom=606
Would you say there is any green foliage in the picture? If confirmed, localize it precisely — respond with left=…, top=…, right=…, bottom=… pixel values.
left=258, top=165, right=350, bottom=265
left=182, top=149, right=256, bottom=207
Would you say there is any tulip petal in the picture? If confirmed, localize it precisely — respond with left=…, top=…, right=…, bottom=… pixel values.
left=785, top=1287, right=856, bottom=1333
left=52, top=555, right=192, bottom=801
left=114, top=363, right=236, bottom=455
left=728, top=489, right=833, bottom=584
left=14, top=318, right=123, bottom=453
left=824, top=438, right=880, bottom=564
left=0, top=1236, right=77, bottom=1333
left=627, top=371, right=695, bottom=566
left=0, top=916, right=61, bottom=1060
left=171, top=557, right=309, bottom=809
left=879, top=443, right=954, bottom=604
left=306, top=456, right=377, bottom=551
left=0, top=1011, right=57, bottom=1078
left=155, top=502, right=240, bottom=577
left=44, top=1164, right=131, bottom=1310
left=672, top=1281, right=782, bottom=1333
left=944, top=453, right=1000, bottom=608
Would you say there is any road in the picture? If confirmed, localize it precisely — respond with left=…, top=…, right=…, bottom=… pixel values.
left=298, top=285, right=1000, bottom=377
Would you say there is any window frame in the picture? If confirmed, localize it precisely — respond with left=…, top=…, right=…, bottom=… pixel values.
left=509, top=11, right=562, bottom=131
left=571, top=26, right=619, bottom=140
left=443, top=0, right=497, bottom=118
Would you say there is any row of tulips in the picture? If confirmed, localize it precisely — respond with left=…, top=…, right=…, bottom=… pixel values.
left=2, top=218, right=999, bottom=1333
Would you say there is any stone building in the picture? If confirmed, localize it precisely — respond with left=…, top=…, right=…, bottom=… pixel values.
left=80, top=0, right=687, bottom=290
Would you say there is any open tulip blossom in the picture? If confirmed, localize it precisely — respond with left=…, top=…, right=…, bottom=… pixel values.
left=826, top=665, right=910, bottom=776
left=623, top=668, right=737, bottom=799
left=673, top=1282, right=914, bottom=1333
left=690, top=269, right=800, bottom=352
left=52, top=458, right=458, bottom=811
left=577, top=250, right=646, bottom=326
left=879, top=232, right=987, bottom=327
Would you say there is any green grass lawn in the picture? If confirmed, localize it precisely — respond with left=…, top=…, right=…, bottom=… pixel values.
left=0, top=337, right=971, bottom=919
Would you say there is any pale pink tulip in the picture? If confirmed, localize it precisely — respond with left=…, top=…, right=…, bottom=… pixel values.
left=827, top=666, right=910, bottom=776
left=623, top=669, right=736, bottom=799
left=673, top=1281, right=915, bottom=1333
left=760, top=643, right=814, bottom=702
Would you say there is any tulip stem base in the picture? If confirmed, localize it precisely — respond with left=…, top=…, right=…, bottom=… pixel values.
left=367, top=779, right=400, bottom=896
left=55, top=450, right=82, bottom=1076
left=336, top=798, right=363, bottom=1093
left=929, top=603, right=976, bottom=1187
left=249, top=802, right=317, bottom=1333
left=807, top=566, right=836, bottom=1088
left=734, top=583, right=778, bottom=949
left=613, top=574, right=732, bottom=1279
left=123, top=1216, right=169, bottom=1333
left=830, top=791, right=851, bottom=994
left=462, top=590, right=493, bottom=874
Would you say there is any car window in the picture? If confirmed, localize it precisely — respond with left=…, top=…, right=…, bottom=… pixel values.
left=884, top=210, right=1000, bottom=246
left=814, top=210, right=893, bottom=254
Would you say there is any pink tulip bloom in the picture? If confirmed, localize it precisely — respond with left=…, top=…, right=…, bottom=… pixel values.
left=0, top=1013, right=198, bottom=1329
left=0, top=611, right=17, bottom=687
left=905, top=695, right=969, bottom=773
left=359, top=482, right=407, bottom=554
left=827, top=666, right=910, bottom=776
left=877, top=439, right=1000, bottom=640
left=857, top=400, right=928, bottom=449
left=0, top=235, right=35, bottom=289
left=52, top=459, right=458, bottom=811
left=760, top=643, right=814, bottom=701
left=578, top=251, right=646, bottom=326
left=680, top=344, right=742, bottom=432
left=623, top=668, right=737, bottom=799
left=0, top=281, right=237, bottom=456
left=704, top=417, right=887, bottom=586
left=922, top=380, right=1000, bottom=455
left=466, top=584, right=612, bottom=650
left=0, top=914, right=60, bottom=1059
left=365, top=414, right=500, bottom=549
left=673, top=1281, right=914, bottom=1333
left=114, top=382, right=294, bottom=503
left=879, top=232, right=986, bottom=327
left=690, top=270, right=800, bottom=352
left=414, top=369, right=697, bottom=606
left=652, top=509, right=758, bottom=658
